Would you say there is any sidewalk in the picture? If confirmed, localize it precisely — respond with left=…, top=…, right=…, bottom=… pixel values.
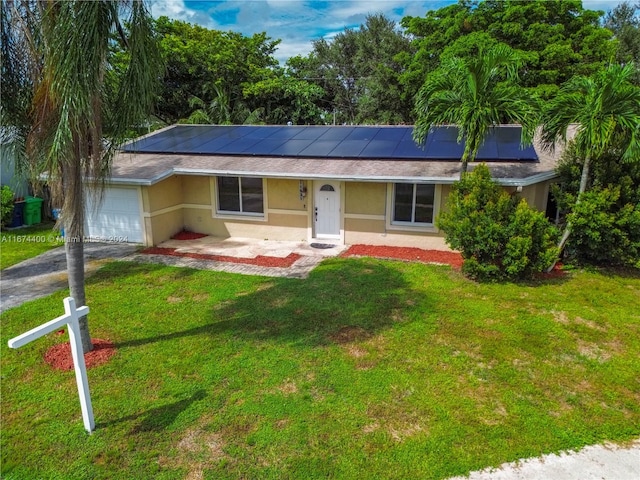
left=448, top=439, right=639, bottom=480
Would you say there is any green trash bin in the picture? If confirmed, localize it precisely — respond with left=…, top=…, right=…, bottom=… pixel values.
left=24, top=196, right=43, bottom=225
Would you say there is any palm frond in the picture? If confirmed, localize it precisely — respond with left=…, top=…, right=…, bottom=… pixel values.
left=414, top=44, right=538, bottom=169
left=542, top=63, right=640, bottom=160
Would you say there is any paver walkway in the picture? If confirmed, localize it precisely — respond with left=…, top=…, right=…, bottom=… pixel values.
left=125, top=250, right=329, bottom=278
left=127, top=236, right=347, bottom=279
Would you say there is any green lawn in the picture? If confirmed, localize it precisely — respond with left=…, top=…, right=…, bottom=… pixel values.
left=1, top=258, right=639, bottom=479
left=0, top=223, right=62, bottom=269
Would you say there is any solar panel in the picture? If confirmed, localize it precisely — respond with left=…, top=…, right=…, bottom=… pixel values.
left=196, top=135, right=240, bottom=154
left=493, top=127, right=537, bottom=160
left=329, top=140, right=369, bottom=157
left=345, top=127, right=379, bottom=141
left=423, top=136, right=464, bottom=159
left=372, top=128, right=408, bottom=141
left=269, top=139, right=316, bottom=156
left=394, top=138, right=431, bottom=158
left=498, top=141, right=537, bottom=160
left=292, top=126, right=330, bottom=140
left=360, top=140, right=399, bottom=157
left=317, top=127, right=353, bottom=141
left=123, top=124, right=538, bottom=162
left=242, top=126, right=279, bottom=140
left=261, top=127, right=300, bottom=140
left=124, top=125, right=215, bottom=153
left=494, top=126, right=520, bottom=143
left=243, top=138, right=288, bottom=155
left=476, top=130, right=499, bottom=160
left=298, top=140, right=342, bottom=157
left=431, top=127, right=459, bottom=142
left=217, top=137, right=263, bottom=154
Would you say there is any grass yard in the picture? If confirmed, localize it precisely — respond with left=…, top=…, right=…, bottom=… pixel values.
left=1, top=258, right=639, bottom=479
left=0, top=222, right=62, bottom=269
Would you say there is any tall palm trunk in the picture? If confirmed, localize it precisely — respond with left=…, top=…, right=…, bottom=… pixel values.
left=62, top=154, right=92, bottom=353
left=548, top=155, right=591, bottom=272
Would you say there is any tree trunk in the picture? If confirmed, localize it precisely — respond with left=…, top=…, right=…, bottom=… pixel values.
left=460, top=158, right=469, bottom=179
left=65, top=237, right=92, bottom=352
left=547, top=155, right=591, bottom=272
left=62, top=159, right=93, bottom=353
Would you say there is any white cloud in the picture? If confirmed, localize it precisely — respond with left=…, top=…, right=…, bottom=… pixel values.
left=149, top=0, right=194, bottom=21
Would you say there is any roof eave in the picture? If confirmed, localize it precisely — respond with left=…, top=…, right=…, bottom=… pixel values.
left=104, top=166, right=557, bottom=187
left=494, top=170, right=559, bottom=187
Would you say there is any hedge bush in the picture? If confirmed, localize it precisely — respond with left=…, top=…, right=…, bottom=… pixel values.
left=1, top=185, right=14, bottom=227
left=553, top=142, right=640, bottom=268
left=437, top=164, right=559, bottom=280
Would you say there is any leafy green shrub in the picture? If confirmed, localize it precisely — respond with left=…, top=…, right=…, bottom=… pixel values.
left=1, top=185, right=14, bottom=227
left=561, top=187, right=640, bottom=268
left=553, top=142, right=640, bottom=268
left=437, top=164, right=559, bottom=280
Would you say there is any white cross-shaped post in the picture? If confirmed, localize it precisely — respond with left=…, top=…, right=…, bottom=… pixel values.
left=8, top=297, right=95, bottom=433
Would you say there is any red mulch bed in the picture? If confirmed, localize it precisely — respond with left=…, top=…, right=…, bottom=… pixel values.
left=171, top=230, right=209, bottom=240
left=44, top=338, right=116, bottom=371
left=537, top=262, right=567, bottom=279
left=341, top=244, right=464, bottom=269
left=141, top=247, right=302, bottom=268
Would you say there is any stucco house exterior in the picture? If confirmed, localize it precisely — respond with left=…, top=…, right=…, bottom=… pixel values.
left=86, top=124, right=563, bottom=247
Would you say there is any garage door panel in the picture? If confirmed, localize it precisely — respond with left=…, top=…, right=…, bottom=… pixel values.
left=86, top=187, right=143, bottom=243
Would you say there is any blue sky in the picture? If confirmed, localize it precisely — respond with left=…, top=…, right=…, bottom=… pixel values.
left=149, top=0, right=626, bottom=64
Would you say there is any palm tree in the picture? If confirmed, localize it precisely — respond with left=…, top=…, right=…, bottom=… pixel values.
left=184, top=84, right=263, bottom=125
left=541, top=63, right=640, bottom=260
left=1, top=1, right=162, bottom=352
left=413, top=44, right=539, bottom=174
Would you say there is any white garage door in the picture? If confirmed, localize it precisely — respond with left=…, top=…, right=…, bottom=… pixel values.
left=86, top=187, right=143, bottom=243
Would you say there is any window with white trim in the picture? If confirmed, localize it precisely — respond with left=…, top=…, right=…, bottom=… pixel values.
left=217, top=176, right=264, bottom=216
left=392, top=183, right=435, bottom=225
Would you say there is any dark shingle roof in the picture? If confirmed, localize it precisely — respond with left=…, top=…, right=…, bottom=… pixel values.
left=112, top=124, right=569, bottom=186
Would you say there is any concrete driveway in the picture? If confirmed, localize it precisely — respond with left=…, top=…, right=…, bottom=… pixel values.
left=0, top=242, right=138, bottom=313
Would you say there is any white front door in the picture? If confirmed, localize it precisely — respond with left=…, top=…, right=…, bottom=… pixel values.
left=314, top=181, right=341, bottom=238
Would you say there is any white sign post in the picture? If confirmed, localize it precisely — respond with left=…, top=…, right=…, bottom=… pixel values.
left=8, top=297, right=95, bottom=433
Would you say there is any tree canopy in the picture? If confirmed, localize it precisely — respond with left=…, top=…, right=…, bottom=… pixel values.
left=604, top=1, right=640, bottom=83
left=50, top=1, right=634, bottom=130
left=402, top=0, right=616, bottom=100
left=291, top=14, right=414, bottom=125
left=153, top=16, right=279, bottom=124
left=107, top=2, right=632, bottom=127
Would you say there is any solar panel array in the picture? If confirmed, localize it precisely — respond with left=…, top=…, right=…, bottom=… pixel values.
left=123, top=125, right=538, bottom=161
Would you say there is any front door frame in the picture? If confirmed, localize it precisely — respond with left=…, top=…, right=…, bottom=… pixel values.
left=312, top=180, right=344, bottom=243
